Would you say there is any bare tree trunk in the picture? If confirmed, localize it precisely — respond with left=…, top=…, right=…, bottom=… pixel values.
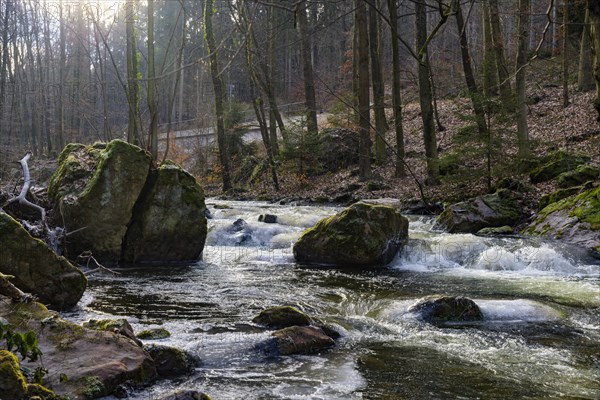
left=147, top=0, right=158, bottom=160
left=489, top=0, right=513, bottom=110
left=57, top=0, right=66, bottom=149
left=297, top=1, right=318, bottom=135
left=579, top=9, right=595, bottom=91
left=369, top=0, right=388, bottom=164
left=126, top=0, right=140, bottom=146
left=0, top=0, right=11, bottom=138
left=516, top=0, right=530, bottom=158
left=562, top=0, right=569, bottom=107
left=589, top=0, right=600, bottom=121
left=205, top=0, right=232, bottom=192
left=454, top=0, right=488, bottom=136
left=482, top=0, right=498, bottom=97
left=415, top=0, right=439, bottom=184
left=388, top=0, right=405, bottom=177
left=356, top=0, right=372, bottom=181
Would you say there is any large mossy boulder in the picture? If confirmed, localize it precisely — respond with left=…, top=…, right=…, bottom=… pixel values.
left=525, top=185, right=600, bottom=256
left=0, top=211, right=86, bottom=309
left=556, top=164, right=599, bottom=188
left=434, top=189, right=522, bottom=234
left=144, top=344, right=195, bottom=378
left=529, top=151, right=589, bottom=184
left=122, top=162, right=207, bottom=264
left=48, top=140, right=151, bottom=263
left=293, top=201, right=409, bottom=267
left=409, top=296, right=484, bottom=324
left=0, top=350, right=28, bottom=399
left=0, top=297, right=157, bottom=399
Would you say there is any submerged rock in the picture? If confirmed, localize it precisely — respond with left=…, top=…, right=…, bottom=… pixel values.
left=144, top=344, right=195, bottom=378
left=293, top=201, right=409, bottom=267
left=409, top=296, right=484, bottom=324
left=476, top=225, right=513, bottom=235
left=252, top=306, right=311, bottom=329
left=137, top=328, right=171, bottom=340
left=525, top=185, right=600, bottom=256
left=158, top=390, right=212, bottom=400
left=258, top=214, right=277, bottom=223
left=48, top=140, right=152, bottom=263
left=0, top=211, right=86, bottom=309
left=122, top=162, right=207, bottom=264
left=0, top=297, right=156, bottom=399
left=271, top=326, right=335, bottom=355
left=434, top=189, right=522, bottom=233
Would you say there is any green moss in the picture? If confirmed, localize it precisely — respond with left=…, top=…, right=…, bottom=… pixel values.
left=26, top=383, right=62, bottom=400
left=537, top=186, right=600, bottom=229
left=82, top=319, right=122, bottom=332
left=80, top=375, right=106, bottom=398
left=0, top=350, right=28, bottom=399
left=538, top=186, right=583, bottom=210
left=529, top=151, right=589, bottom=184
left=137, top=328, right=171, bottom=340
left=556, top=164, right=599, bottom=188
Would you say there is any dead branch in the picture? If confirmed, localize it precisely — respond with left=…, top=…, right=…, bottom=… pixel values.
left=77, top=251, right=121, bottom=276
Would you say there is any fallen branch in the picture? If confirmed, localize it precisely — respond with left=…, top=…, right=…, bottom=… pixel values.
left=0, top=273, right=36, bottom=303
left=1, top=152, right=47, bottom=227
left=77, top=251, right=121, bottom=276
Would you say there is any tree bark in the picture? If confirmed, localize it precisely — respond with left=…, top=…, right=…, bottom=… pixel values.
left=562, top=0, right=569, bottom=107
left=356, top=0, right=372, bottom=181
left=516, top=0, right=530, bottom=158
left=589, top=0, right=600, bottom=121
left=205, top=0, right=232, bottom=192
left=126, top=0, right=141, bottom=146
left=415, top=0, right=439, bottom=184
left=297, top=1, right=318, bottom=136
left=369, top=0, right=388, bottom=164
left=489, top=0, right=513, bottom=110
left=482, top=0, right=498, bottom=97
left=579, top=9, right=595, bottom=91
left=388, top=0, right=405, bottom=177
left=147, top=0, right=158, bottom=160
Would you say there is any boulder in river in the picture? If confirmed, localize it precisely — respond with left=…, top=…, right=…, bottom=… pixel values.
left=293, top=201, right=409, bottom=267
left=434, top=189, right=522, bottom=233
left=0, top=211, right=86, bottom=309
left=271, top=326, right=335, bottom=355
left=409, top=296, right=484, bottom=324
left=137, top=328, right=171, bottom=340
left=0, top=297, right=156, bottom=399
left=252, top=306, right=311, bottom=329
left=48, top=140, right=152, bottom=263
left=82, top=318, right=142, bottom=346
left=122, top=162, right=207, bottom=264
left=144, top=344, right=195, bottom=378
left=525, top=185, right=600, bottom=257
left=157, top=390, right=212, bottom=400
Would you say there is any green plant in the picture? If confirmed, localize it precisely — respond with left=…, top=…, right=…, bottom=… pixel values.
left=281, top=117, right=323, bottom=176
left=0, top=319, right=43, bottom=363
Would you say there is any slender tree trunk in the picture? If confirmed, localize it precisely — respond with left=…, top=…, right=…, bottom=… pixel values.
left=356, top=0, right=372, bottom=181
left=516, top=0, right=530, bottom=158
left=454, top=0, right=488, bottom=136
left=482, top=0, right=498, bottom=97
left=147, top=0, right=158, bottom=160
left=562, top=0, right=569, bottom=107
left=205, top=0, right=232, bottom=192
left=0, top=0, right=11, bottom=138
left=388, top=0, right=405, bottom=177
left=297, top=1, right=318, bottom=135
left=126, top=0, right=140, bottom=146
left=369, top=0, right=388, bottom=164
left=589, top=0, right=600, bottom=121
left=415, top=0, right=439, bottom=184
left=57, top=0, right=65, bottom=150
left=489, top=0, right=513, bottom=110
left=579, top=10, right=595, bottom=91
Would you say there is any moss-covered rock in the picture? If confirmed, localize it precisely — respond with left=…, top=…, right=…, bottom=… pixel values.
left=529, top=151, right=589, bottom=184
left=538, top=186, right=584, bottom=211
left=476, top=225, right=513, bottom=235
left=137, top=328, right=171, bottom=340
left=122, top=162, right=207, bottom=264
left=48, top=140, right=152, bottom=263
left=293, top=201, right=409, bottom=267
left=252, top=306, right=311, bottom=329
left=556, top=164, right=599, bottom=188
left=270, top=326, right=335, bottom=355
left=0, top=350, right=28, bottom=399
left=409, top=296, right=484, bottom=324
left=0, top=211, right=86, bottom=309
left=144, top=344, right=195, bottom=378
left=82, top=318, right=141, bottom=346
left=434, top=189, right=522, bottom=233
left=525, top=185, right=600, bottom=254
left=0, top=296, right=157, bottom=399
left=158, top=390, right=212, bottom=400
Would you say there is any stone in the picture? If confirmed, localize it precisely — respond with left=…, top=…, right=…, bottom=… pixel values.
left=0, top=350, right=28, bottom=399
left=476, top=226, right=513, bottom=235
left=157, top=390, right=212, bottom=400
left=293, top=201, right=409, bottom=267
left=252, top=306, right=311, bottom=329
left=137, top=328, right=171, bottom=340
left=122, top=162, right=207, bottom=264
left=82, top=318, right=142, bottom=347
left=144, top=344, right=194, bottom=378
left=525, top=185, right=600, bottom=255
left=556, top=164, right=599, bottom=188
left=271, top=326, right=335, bottom=355
left=258, top=214, right=277, bottom=223
left=434, top=189, right=522, bottom=234
left=48, top=140, right=152, bottom=263
left=409, top=296, right=484, bottom=324
left=0, top=297, right=156, bottom=399
left=529, top=151, right=589, bottom=184
left=0, top=211, right=86, bottom=310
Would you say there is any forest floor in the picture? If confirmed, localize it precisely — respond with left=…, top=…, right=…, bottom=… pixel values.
left=204, top=84, right=599, bottom=223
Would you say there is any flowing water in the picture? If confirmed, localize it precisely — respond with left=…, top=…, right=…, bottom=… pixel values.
left=64, top=200, right=600, bottom=400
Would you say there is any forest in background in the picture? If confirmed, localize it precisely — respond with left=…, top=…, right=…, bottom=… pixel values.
left=0, top=0, right=598, bottom=201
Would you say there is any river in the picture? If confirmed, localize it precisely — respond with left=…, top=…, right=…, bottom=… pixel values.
left=63, top=200, right=600, bottom=400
